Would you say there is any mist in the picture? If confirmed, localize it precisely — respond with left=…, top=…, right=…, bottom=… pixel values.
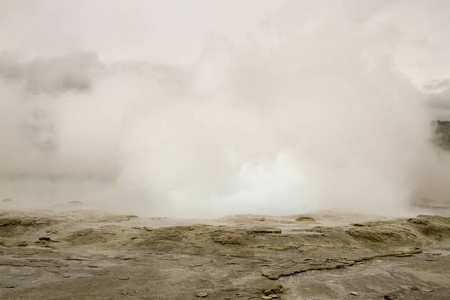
left=1, top=0, right=450, bottom=218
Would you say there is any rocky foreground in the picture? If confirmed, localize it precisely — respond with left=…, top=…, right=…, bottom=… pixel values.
left=0, top=210, right=449, bottom=300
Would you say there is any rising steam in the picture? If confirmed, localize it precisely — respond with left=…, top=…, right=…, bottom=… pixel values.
left=1, top=0, right=450, bottom=217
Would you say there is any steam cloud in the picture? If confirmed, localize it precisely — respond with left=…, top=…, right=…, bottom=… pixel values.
left=1, top=0, right=450, bottom=217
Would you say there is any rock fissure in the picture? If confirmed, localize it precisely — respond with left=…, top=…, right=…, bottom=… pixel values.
left=262, top=248, right=423, bottom=280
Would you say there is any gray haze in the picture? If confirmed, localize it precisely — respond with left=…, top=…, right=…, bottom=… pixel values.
left=1, top=0, right=450, bottom=217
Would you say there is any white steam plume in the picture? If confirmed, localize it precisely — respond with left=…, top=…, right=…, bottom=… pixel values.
left=1, top=0, right=450, bottom=217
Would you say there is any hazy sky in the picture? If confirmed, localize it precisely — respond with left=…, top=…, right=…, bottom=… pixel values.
left=1, top=0, right=449, bottom=88
left=1, top=0, right=450, bottom=217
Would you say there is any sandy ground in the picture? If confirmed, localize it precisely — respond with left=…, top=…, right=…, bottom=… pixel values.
left=0, top=208, right=449, bottom=300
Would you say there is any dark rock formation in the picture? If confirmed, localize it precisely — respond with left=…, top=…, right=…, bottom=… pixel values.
left=433, top=120, right=450, bottom=150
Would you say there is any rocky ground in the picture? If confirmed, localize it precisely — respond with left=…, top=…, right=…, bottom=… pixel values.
left=0, top=209, right=449, bottom=300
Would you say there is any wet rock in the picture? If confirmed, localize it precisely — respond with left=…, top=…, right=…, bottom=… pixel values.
left=346, top=224, right=423, bottom=244
left=263, top=284, right=283, bottom=295
left=16, top=241, right=28, bottom=247
left=189, top=263, right=203, bottom=267
left=262, top=295, right=279, bottom=299
left=248, top=227, right=281, bottom=234
left=408, top=218, right=428, bottom=226
left=100, top=215, right=138, bottom=222
left=1, top=211, right=449, bottom=300
left=132, top=226, right=153, bottom=232
left=116, top=256, right=138, bottom=261
left=74, top=228, right=94, bottom=236
left=411, top=286, right=434, bottom=292
left=211, top=231, right=246, bottom=245
left=0, top=217, right=52, bottom=230
left=295, top=216, right=316, bottom=222
left=66, top=228, right=108, bottom=244
left=399, top=285, right=410, bottom=290
left=407, top=215, right=450, bottom=236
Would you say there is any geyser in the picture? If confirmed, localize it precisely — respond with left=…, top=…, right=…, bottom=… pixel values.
left=1, top=0, right=450, bottom=218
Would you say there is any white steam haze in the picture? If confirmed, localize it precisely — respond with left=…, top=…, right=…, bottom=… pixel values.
left=1, top=0, right=450, bottom=218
